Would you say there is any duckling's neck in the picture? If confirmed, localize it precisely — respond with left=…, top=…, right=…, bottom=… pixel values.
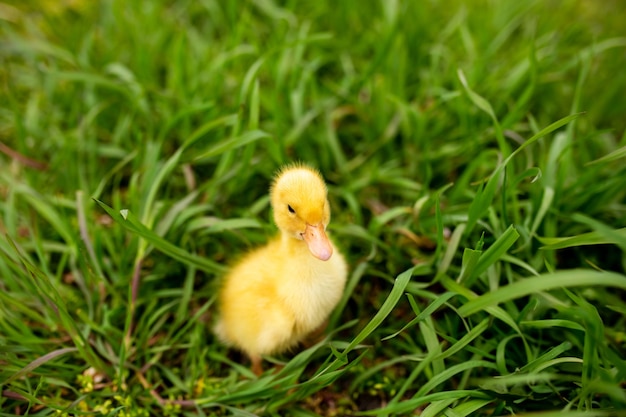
left=280, top=232, right=309, bottom=255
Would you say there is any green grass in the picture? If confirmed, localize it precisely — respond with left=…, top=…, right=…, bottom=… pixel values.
left=1, top=0, right=626, bottom=415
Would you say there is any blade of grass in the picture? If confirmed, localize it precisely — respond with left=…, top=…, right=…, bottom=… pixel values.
left=340, top=265, right=415, bottom=355
left=465, top=112, right=582, bottom=235
left=538, top=227, right=626, bottom=250
left=466, top=225, right=520, bottom=286
left=571, top=213, right=626, bottom=251
left=194, top=129, right=271, bottom=161
left=94, top=200, right=225, bottom=274
left=458, top=269, right=626, bottom=316
left=1, top=347, right=78, bottom=385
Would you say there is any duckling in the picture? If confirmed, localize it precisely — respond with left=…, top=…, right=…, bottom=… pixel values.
left=214, top=164, right=348, bottom=375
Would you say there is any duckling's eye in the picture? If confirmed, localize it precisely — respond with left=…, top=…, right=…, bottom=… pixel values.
left=287, top=204, right=296, bottom=214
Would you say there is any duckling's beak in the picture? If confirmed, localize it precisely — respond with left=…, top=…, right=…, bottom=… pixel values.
left=302, top=223, right=333, bottom=261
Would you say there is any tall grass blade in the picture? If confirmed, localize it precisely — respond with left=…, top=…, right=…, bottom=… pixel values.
left=459, top=269, right=626, bottom=316
left=94, top=200, right=225, bottom=274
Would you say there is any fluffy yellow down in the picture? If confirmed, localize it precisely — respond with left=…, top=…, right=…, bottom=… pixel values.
left=214, top=164, right=348, bottom=375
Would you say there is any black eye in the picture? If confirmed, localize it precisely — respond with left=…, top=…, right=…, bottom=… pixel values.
left=287, top=204, right=296, bottom=214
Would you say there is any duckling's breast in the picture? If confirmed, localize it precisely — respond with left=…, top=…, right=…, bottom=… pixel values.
left=278, top=242, right=348, bottom=335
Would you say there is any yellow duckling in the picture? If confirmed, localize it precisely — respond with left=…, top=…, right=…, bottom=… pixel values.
left=214, top=164, right=348, bottom=375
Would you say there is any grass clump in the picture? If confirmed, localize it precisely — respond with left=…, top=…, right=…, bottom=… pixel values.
left=1, top=0, right=626, bottom=415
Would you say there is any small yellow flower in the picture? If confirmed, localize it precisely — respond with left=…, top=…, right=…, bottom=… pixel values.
left=193, top=377, right=205, bottom=396
left=93, top=399, right=113, bottom=414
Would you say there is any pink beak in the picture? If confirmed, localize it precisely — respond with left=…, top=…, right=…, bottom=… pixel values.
left=302, top=223, right=333, bottom=261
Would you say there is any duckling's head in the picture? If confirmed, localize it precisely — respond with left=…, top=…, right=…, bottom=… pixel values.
left=270, top=164, right=333, bottom=261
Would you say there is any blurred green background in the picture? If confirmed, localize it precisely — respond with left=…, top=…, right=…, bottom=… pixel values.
left=1, top=0, right=626, bottom=415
